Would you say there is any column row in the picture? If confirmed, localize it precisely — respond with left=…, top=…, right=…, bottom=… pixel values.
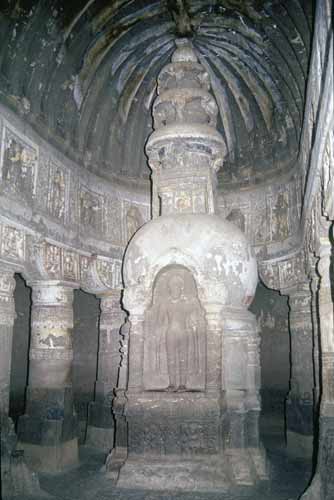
left=1, top=271, right=124, bottom=474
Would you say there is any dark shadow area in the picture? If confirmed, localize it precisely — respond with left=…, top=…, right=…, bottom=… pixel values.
left=249, top=281, right=290, bottom=448
left=9, top=274, right=31, bottom=423
left=72, top=289, right=100, bottom=443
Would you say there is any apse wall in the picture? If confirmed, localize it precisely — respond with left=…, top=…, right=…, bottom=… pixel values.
left=0, top=102, right=150, bottom=296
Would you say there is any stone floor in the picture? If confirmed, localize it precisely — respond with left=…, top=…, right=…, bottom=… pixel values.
left=22, top=415, right=313, bottom=500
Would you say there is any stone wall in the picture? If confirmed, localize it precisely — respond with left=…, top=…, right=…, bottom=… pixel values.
left=218, top=170, right=302, bottom=261
left=0, top=102, right=150, bottom=292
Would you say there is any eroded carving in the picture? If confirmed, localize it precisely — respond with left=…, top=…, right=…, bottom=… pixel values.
left=125, top=205, right=144, bottom=243
left=63, top=250, right=78, bottom=281
left=144, top=266, right=206, bottom=392
left=1, top=225, right=25, bottom=261
left=80, top=187, right=103, bottom=232
left=44, top=243, right=61, bottom=277
left=1, top=127, right=37, bottom=199
left=48, top=165, right=66, bottom=221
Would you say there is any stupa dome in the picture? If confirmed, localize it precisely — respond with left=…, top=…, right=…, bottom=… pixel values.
left=123, top=213, right=257, bottom=307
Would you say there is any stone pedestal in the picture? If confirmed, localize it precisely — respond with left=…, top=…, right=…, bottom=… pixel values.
left=285, top=284, right=314, bottom=458
left=86, top=290, right=125, bottom=452
left=18, top=281, right=79, bottom=473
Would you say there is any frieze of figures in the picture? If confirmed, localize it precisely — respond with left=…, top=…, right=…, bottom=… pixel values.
left=0, top=223, right=122, bottom=294
left=0, top=115, right=150, bottom=251
left=36, top=241, right=122, bottom=292
left=221, top=173, right=302, bottom=251
left=259, top=248, right=308, bottom=292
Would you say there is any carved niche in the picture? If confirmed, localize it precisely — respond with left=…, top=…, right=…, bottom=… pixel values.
left=79, top=187, right=103, bottom=233
left=48, top=163, right=67, bottom=221
left=0, top=126, right=37, bottom=199
left=143, top=265, right=206, bottom=392
left=268, top=189, right=290, bottom=242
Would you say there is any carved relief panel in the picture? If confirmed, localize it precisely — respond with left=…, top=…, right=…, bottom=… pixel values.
left=0, top=224, right=25, bottom=262
left=159, top=186, right=208, bottom=215
left=48, top=161, right=68, bottom=222
left=0, top=125, right=38, bottom=200
left=268, top=189, right=290, bottom=241
left=143, top=265, right=206, bottom=392
left=107, top=197, right=122, bottom=245
left=79, top=186, right=104, bottom=233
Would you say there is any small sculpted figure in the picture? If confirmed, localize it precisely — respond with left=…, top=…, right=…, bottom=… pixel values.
left=50, top=169, right=65, bottom=219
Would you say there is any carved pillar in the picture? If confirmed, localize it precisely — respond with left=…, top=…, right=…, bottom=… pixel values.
left=314, top=229, right=334, bottom=499
left=0, top=269, right=41, bottom=498
left=105, top=319, right=130, bottom=477
left=127, top=312, right=145, bottom=393
left=318, top=236, right=334, bottom=409
left=302, top=225, right=334, bottom=500
left=223, top=308, right=266, bottom=485
left=0, top=270, right=16, bottom=418
left=284, top=283, right=314, bottom=458
left=0, top=269, right=16, bottom=497
left=310, top=257, right=321, bottom=412
left=86, top=290, right=125, bottom=452
left=204, top=303, right=222, bottom=395
left=18, top=281, right=79, bottom=473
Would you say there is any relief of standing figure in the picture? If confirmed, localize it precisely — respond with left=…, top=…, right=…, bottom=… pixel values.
left=155, top=271, right=204, bottom=392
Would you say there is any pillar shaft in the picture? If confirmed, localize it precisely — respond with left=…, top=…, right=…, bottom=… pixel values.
left=204, top=304, right=222, bottom=394
left=318, top=239, right=334, bottom=411
left=222, top=308, right=266, bottom=485
left=285, top=283, right=314, bottom=457
left=310, top=259, right=321, bottom=410
left=18, top=281, right=78, bottom=473
left=127, top=313, right=145, bottom=393
left=0, top=270, right=16, bottom=418
left=87, top=290, right=125, bottom=451
left=0, top=270, right=17, bottom=498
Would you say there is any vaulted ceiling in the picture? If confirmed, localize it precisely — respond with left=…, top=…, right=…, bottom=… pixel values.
left=0, top=0, right=313, bottom=189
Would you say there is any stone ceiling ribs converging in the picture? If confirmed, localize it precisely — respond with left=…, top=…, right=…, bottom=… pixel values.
left=0, top=0, right=313, bottom=189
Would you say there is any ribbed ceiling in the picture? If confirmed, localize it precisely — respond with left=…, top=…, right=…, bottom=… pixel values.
left=0, top=0, right=313, bottom=189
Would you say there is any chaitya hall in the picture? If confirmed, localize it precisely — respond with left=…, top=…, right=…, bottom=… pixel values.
left=0, top=1, right=333, bottom=500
